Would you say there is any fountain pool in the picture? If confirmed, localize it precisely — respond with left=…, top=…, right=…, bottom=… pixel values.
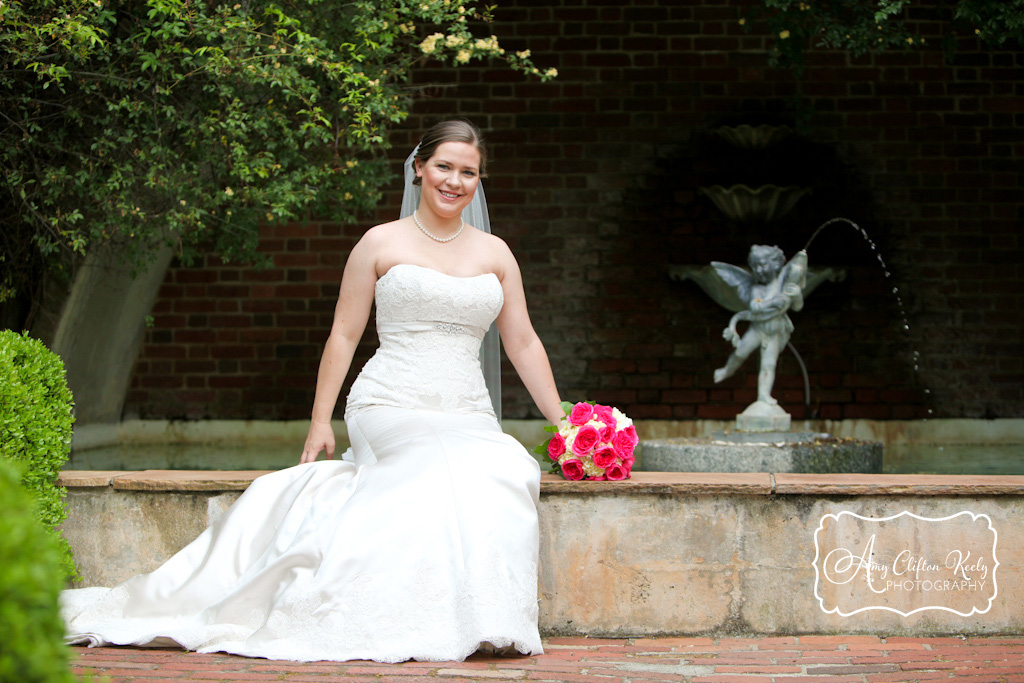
left=65, top=419, right=1024, bottom=475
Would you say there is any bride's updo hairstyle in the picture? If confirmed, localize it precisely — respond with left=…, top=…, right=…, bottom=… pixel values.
left=411, top=119, right=488, bottom=186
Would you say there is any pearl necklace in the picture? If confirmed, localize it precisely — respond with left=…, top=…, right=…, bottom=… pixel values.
left=413, top=211, right=464, bottom=243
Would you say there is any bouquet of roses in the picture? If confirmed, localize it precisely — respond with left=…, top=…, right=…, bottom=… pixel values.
left=536, top=401, right=638, bottom=481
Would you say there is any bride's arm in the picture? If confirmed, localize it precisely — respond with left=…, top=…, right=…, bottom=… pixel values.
left=493, top=241, right=565, bottom=426
left=300, top=233, right=379, bottom=463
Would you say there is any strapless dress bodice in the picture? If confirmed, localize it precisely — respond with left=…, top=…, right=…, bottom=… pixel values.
left=345, top=264, right=503, bottom=417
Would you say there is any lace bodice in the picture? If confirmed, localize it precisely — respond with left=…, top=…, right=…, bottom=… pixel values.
left=345, top=264, right=503, bottom=417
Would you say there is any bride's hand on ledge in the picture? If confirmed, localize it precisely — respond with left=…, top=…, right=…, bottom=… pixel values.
left=301, top=420, right=335, bottom=464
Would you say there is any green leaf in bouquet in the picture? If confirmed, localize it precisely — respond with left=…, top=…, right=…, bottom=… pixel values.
left=559, top=400, right=574, bottom=415
left=543, top=425, right=559, bottom=433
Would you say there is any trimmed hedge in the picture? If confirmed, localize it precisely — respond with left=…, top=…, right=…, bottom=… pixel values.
left=0, top=459, right=78, bottom=683
left=0, top=329, right=77, bottom=580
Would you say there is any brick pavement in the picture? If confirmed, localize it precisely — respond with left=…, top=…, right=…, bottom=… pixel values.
left=71, top=636, right=1024, bottom=682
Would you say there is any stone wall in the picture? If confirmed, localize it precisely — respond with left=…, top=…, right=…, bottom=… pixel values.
left=124, top=0, right=1023, bottom=422
left=61, top=471, right=1024, bottom=635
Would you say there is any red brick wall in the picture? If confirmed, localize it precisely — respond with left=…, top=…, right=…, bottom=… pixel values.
left=125, top=0, right=1023, bottom=422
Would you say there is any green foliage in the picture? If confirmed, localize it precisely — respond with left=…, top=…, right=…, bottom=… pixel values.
left=954, top=0, right=1024, bottom=46
left=744, top=0, right=1024, bottom=76
left=0, top=0, right=554, bottom=302
left=0, top=459, right=78, bottom=683
left=0, top=330, right=77, bottom=581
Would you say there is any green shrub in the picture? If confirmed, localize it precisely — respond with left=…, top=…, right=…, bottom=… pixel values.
left=0, top=459, right=78, bottom=683
left=0, top=329, right=77, bottom=580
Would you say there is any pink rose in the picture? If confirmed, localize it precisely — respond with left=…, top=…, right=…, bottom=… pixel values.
left=595, top=411, right=616, bottom=441
left=569, top=402, right=595, bottom=426
left=613, top=426, right=639, bottom=458
left=594, top=404, right=615, bottom=422
left=547, top=433, right=566, bottom=460
left=612, top=434, right=635, bottom=458
left=623, top=424, right=638, bottom=445
left=571, top=425, right=600, bottom=456
left=592, top=447, right=617, bottom=469
left=560, top=459, right=586, bottom=481
left=605, top=463, right=629, bottom=480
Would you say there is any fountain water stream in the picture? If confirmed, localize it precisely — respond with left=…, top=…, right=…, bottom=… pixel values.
left=804, top=216, right=911, bottom=334
left=802, top=216, right=929, bottom=412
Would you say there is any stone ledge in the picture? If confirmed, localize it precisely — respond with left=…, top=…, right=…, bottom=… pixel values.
left=540, top=471, right=772, bottom=494
left=773, top=473, right=1024, bottom=495
left=112, top=470, right=274, bottom=491
left=58, top=470, right=1024, bottom=495
left=58, top=470, right=272, bottom=491
left=57, top=471, right=122, bottom=488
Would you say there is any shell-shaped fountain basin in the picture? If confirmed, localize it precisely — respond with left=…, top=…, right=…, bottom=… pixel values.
left=714, top=124, right=794, bottom=149
left=699, top=184, right=811, bottom=224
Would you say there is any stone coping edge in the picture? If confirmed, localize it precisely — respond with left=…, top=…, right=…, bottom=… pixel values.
left=57, top=470, right=1024, bottom=495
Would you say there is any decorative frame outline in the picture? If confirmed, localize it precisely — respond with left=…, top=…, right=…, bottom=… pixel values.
left=813, top=510, right=999, bottom=617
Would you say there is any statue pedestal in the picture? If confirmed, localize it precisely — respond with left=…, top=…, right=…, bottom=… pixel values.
left=638, top=434, right=882, bottom=474
left=735, top=400, right=791, bottom=432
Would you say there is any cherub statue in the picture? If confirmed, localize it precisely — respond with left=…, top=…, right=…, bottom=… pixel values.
left=712, top=245, right=808, bottom=409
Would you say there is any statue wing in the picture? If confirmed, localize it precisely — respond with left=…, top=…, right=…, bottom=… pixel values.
left=710, top=261, right=754, bottom=308
left=802, top=266, right=845, bottom=298
left=670, top=265, right=748, bottom=312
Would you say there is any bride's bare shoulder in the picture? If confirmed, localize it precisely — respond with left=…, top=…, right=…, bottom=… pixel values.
left=474, top=229, right=512, bottom=253
left=345, top=220, right=411, bottom=277
left=354, top=219, right=409, bottom=252
left=472, top=230, right=518, bottom=279
left=363, top=218, right=407, bottom=241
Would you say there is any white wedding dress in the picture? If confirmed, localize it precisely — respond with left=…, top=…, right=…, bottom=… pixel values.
left=62, top=264, right=543, bottom=662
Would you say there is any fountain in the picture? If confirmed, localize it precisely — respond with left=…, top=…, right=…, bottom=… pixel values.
left=648, top=220, right=884, bottom=474
left=645, top=120, right=889, bottom=474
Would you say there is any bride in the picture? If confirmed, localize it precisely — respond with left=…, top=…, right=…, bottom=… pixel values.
left=61, top=119, right=564, bottom=663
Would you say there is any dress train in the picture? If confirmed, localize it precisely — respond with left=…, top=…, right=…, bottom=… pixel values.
left=62, top=407, right=543, bottom=662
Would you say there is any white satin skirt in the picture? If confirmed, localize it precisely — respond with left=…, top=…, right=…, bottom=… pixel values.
left=61, top=407, right=543, bottom=662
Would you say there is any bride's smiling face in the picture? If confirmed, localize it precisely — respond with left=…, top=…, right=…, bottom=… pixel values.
left=415, top=141, right=481, bottom=221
